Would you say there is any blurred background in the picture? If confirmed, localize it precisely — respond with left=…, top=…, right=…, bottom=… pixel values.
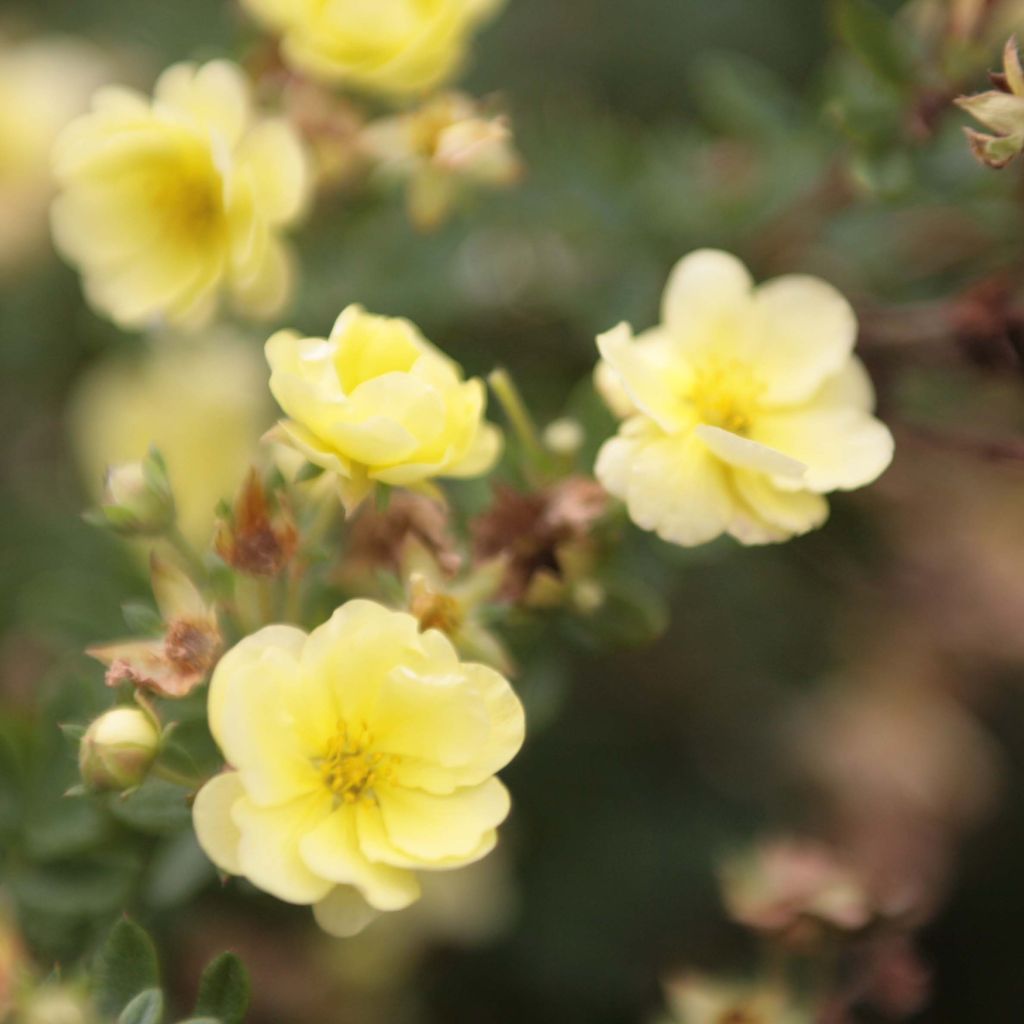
left=2, top=0, right=1024, bottom=1021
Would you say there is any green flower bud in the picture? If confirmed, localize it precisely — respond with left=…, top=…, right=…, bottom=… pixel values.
left=78, top=707, right=160, bottom=792
left=87, top=448, right=175, bottom=537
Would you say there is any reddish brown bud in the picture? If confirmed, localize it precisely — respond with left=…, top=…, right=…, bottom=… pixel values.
left=216, top=469, right=298, bottom=577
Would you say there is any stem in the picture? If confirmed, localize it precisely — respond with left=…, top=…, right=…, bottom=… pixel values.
left=165, top=523, right=209, bottom=585
left=151, top=762, right=205, bottom=792
left=488, top=368, right=548, bottom=481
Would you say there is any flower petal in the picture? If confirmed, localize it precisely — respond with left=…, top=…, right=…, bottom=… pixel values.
left=752, top=408, right=894, bottom=493
left=192, top=770, right=245, bottom=875
left=695, top=425, right=806, bottom=479
left=732, top=472, right=829, bottom=540
left=376, top=778, right=510, bottom=863
left=661, top=249, right=754, bottom=356
left=233, top=791, right=334, bottom=904
left=300, top=807, right=421, bottom=910
left=596, top=427, right=735, bottom=547
left=313, top=885, right=381, bottom=937
left=750, top=275, right=858, bottom=406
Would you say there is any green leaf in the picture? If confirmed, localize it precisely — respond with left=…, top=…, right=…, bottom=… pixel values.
left=122, top=600, right=164, bottom=635
left=293, top=461, right=324, bottom=484
left=119, top=989, right=165, bottom=1024
left=94, top=919, right=160, bottom=1019
left=835, top=0, right=915, bottom=90
left=193, top=953, right=250, bottom=1024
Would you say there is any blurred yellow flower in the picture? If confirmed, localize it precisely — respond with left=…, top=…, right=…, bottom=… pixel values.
left=52, top=60, right=311, bottom=330
left=266, top=305, right=502, bottom=512
left=192, top=599, right=525, bottom=936
left=362, top=92, right=522, bottom=231
left=70, top=335, right=271, bottom=549
left=0, top=34, right=110, bottom=274
left=595, top=250, right=894, bottom=547
left=242, top=0, right=502, bottom=97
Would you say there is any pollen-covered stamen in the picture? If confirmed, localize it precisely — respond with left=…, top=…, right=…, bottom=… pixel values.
left=318, top=724, right=394, bottom=804
left=686, top=356, right=765, bottom=436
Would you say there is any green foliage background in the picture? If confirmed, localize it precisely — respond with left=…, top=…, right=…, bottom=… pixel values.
left=1, top=0, right=1023, bottom=1022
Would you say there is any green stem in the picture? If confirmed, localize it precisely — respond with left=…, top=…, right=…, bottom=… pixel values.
left=488, top=368, right=549, bottom=481
left=165, top=523, right=209, bottom=586
left=151, top=762, right=205, bottom=792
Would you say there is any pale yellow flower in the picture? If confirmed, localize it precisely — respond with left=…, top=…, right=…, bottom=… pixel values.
left=70, top=335, right=271, bottom=549
left=0, top=35, right=110, bottom=274
left=192, top=599, right=525, bottom=936
left=595, top=250, right=894, bottom=547
left=362, top=92, right=522, bottom=230
left=266, top=305, right=502, bottom=512
left=52, top=60, right=311, bottom=329
left=242, top=0, right=502, bottom=97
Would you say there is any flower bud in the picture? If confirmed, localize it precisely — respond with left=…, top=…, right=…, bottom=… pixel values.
left=542, top=418, right=585, bottom=458
left=88, top=449, right=175, bottom=537
left=78, top=707, right=159, bottom=792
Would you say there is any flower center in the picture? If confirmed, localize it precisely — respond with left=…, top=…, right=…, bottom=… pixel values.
left=318, top=724, right=392, bottom=804
left=686, top=356, right=764, bottom=436
left=145, top=155, right=224, bottom=243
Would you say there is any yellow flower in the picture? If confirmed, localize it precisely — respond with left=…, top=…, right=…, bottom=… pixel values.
left=362, top=92, right=522, bottom=230
left=0, top=34, right=110, bottom=274
left=242, top=0, right=502, bottom=97
left=266, top=305, right=502, bottom=511
left=52, top=60, right=311, bottom=329
left=192, top=599, right=525, bottom=936
left=595, top=250, right=894, bottom=547
left=70, top=334, right=271, bottom=549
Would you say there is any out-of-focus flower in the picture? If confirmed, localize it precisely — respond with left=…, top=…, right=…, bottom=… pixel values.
left=362, top=92, right=522, bottom=231
left=281, top=78, right=365, bottom=190
left=87, top=449, right=175, bottom=538
left=52, top=60, right=310, bottom=329
left=956, top=36, right=1024, bottom=167
left=192, top=600, right=525, bottom=936
left=241, top=0, right=503, bottom=98
left=0, top=34, right=110, bottom=274
left=216, top=469, right=298, bottom=577
left=472, top=478, right=609, bottom=605
left=70, top=335, right=271, bottom=550
left=78, top=706, right=160, bottom=792
left=719, top=838, right=874, bottom=939
left=88, top=554, right=222, bottom=699
left=594, top=250, right=893, bottom=547
left=403, top=539, right=512, bottom=673
left=542, top=418, right=585, bottom=459
left=663, top=973, right=808, bottom=1024
left=266, top=305, right=502, bottom=513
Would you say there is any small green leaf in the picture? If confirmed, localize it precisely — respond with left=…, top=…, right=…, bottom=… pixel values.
left=293, top=461, right=324, bottom=484
left=94, top=919, right=160, bottom=1018
left=119, top=989, right=164, bottom=1024
left=836, top=0, right=915, bottom=89
left=122, top=601, right=164, bottom=635
left=193, top=953, right=250, bottom=1024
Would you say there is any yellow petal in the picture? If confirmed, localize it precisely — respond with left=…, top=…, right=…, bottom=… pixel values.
left=234, top=791, right=334, bottom=904
left=596, top=428, right=735, bottom=547
left=299, top=807, right=421, bottom=910
left=155, top=60, right=251, bottom=147
left=192, top=770, right=245, bottom=875
left=695, top=425, right=806, bottom=479
left=750, top=275, right=858, bottom=406
left=660, top=249, right=754, bottom=358
left=376, top=778, right=511, bottom=864
left=236, top=118, right=311, bottom=226
left=732, top=472, right=829, bottom=541
left=752, top=408, right=894, bottom=493
left=313, top=885, right=381, bottom=937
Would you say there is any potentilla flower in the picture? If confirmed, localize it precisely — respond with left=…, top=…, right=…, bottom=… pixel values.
left=266, top=305, right=502, bottom=512
left=594, top=250, right=894, bottom=547
left=362, top=92, right=522, bottom=231
left=52, top=60, right=311, bottom=329
left=192, top=600, right=524, bottom=936
left=241, top=0, right=503, bottom=98
left=0, top=34, right=111, bottom=274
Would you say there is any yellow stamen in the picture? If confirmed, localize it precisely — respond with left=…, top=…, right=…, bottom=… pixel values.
left=687, top=356, right=764, bottom=435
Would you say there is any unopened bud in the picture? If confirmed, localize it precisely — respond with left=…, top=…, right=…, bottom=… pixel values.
left=88, top=449, right=175, bottom=537
left=543, top=418, right=585, bottom=457
left=78, top=707, right=159, bottom=792
left=18, top=985, right=93, bottom=1024
left=215, top=469, right=298, bottom=577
